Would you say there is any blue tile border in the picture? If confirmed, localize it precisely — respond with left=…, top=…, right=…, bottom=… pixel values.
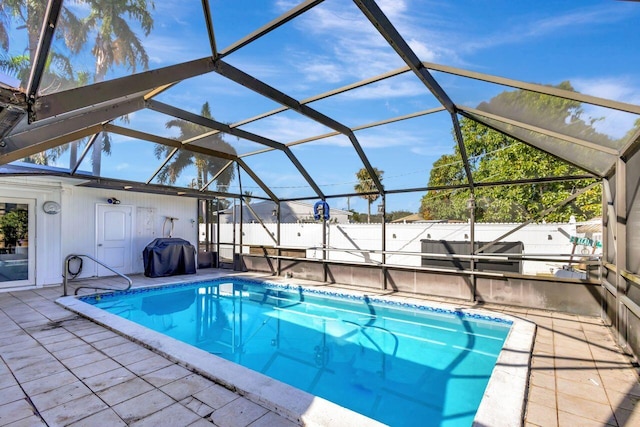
left=80, top=276, right=513, bottom=326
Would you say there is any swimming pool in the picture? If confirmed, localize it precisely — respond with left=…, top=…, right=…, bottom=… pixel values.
left=59, top=276, right=534, bottom=426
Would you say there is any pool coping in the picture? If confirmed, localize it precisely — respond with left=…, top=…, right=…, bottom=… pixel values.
left=57, top=279, right=535, bottom=427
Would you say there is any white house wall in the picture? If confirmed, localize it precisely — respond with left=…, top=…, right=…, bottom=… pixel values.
left=61, top=186, right=198, bottom=278
left=0, top=176, right=198, bottom=290
left=0, top=177, right=63, bottom=287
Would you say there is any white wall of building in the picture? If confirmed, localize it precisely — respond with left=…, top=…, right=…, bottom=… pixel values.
left=0, top=177, right=63, bottom=287
left=0, top=176, right=198, bottom=288
left=61, top=186, right=198, bottom=278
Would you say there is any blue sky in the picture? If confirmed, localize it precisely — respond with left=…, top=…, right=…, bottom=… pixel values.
left=7, top=0, right=640, bottom=213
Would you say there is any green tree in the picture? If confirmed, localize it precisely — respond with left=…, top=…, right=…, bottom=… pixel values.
left=354, top=167, right=383, bottom=224
left=0, top=209, right=28, bottom=247
left=421, top=83, right=606, bottom=223
left=155, top=102, right=236, bottom=191
left=386, top=210, right=414, bottom=222
left=348, top=209, right=364, bottom=223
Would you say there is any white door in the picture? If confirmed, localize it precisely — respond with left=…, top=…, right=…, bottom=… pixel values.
left=96, top=204, right=132, bottom=276
left=0, top=198, right=35, bottom=288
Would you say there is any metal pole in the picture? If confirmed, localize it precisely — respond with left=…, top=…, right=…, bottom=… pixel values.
left=63, top=257, right=69, bottom=296
left=322, top=201, right=328, bottom=282
left=381, top=194, right=387, bottom=290
left=232, top=198, right=236, bottom=269
left=216, top=198, right=221, bottom=268
left=468, top=194, right=476, bottom=302
left=276, top=202, right=282, bottom=276
left=615, top=158, right=627, bottom=346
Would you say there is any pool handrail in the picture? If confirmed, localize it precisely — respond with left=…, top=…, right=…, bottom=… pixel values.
left=63, top=254, right=133, bottom=296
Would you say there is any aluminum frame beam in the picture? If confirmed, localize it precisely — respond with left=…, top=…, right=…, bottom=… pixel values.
left=231, top=66, right=411, bottom=130
left=240, top=198, right=278, bottom=245
left=219, top=0, right=325, bottom=58
left=451, top=112, right=475, bottom=189
left=200, top=0, right=218, bottom=58
left=240, top=106, right=446, bottom=158
left=0, top=97, right=145, bottom=165
left=459, top=110, right=604, bottom=177
left=147, top=147, right=179, bottom=185
left=280, top=174, right=596, bottom=202
left=104, top=123, right=238, bottom=161
left=70, top=133, right=100, bottom=175
left=236, top=158, right=279, bottom=202
left=75, top=176, right=241, bottom=199
left=620, top=126, right=640, bottom=161
left=353, top=0, right=455, bottom=114
left=461, top=107, right=620, bottom=156
left=147, top=99, right=325, bottom=199
left=32, top=57, right=216, bottom=121
left=26, top=0, right=64, bottom=107
left=422, top=61, right=640, bottom=116
left=213, top=59, right=384, bottom=194
left=352, top=0, right=477, bottom=189
left=183, top=65, right=412, bottom=149
left=201, top=160, right=234, bottom=191
left=0, top=124, right=103, bottom=165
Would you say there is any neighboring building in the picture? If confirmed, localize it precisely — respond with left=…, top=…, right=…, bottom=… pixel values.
left=391, top=213, right=427, bottom=223
left=219, top=200, right=352, bottom=224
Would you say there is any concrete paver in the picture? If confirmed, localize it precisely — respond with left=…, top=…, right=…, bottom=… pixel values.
left=210, top=397, right=269, bottom=427
left=97, top=377, right=155, bottom=407
left=111, top=389, right=175, bottom=423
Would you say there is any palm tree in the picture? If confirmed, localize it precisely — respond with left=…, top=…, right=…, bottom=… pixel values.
left=155, top=102, right=236, bottom=192
left=354, top=167, right=383, bottom=223
left=243, top=191, right=253, bottom=204
left=77, top=0, right=154, bottom=176
left=80, top=0, right=154, bottom=82
left=0, top=1, right=86, bottom=91
left=0, top=1, right=154, bottom=174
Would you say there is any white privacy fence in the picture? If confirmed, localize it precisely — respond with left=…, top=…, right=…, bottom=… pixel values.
left=202, top=221, right=601, bottom=275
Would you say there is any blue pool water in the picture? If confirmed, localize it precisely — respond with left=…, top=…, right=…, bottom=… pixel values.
left=82, top=279, right=512, bottom=426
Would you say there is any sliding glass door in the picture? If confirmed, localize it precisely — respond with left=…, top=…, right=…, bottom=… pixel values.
left=0, top=198, right=35, bottom=288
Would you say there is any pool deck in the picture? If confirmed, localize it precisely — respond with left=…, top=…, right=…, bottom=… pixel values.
left=1, top=270, right=639, bottom=426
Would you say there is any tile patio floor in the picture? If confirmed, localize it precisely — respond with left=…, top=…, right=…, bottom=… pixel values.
left=0, top=270, right=639, bottom=426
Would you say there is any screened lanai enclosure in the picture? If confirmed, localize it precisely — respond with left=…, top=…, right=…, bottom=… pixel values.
left=1, top=1, right=640, bottom=361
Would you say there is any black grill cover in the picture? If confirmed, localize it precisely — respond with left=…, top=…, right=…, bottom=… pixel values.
left=143, top=238, right=196, bottom=278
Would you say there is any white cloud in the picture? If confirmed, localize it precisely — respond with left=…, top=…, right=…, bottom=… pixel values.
left=407, top=39, right=437, bottom=62
left=572, top=77, right=639, bottom=102
left=292, top=2, right=407, bottom=81
left=285, top=0, right=451, bottom=91
left=571, top=76, right=640, bottom=139
left=342, top=79, right=424, bottom=100
left=144, top=35, right=208, bottom=65
left=303, top=61, right=345, bottom=84
left=462, top=5, right=631, bottom=54
left=240, top=114, right=335, bottom=144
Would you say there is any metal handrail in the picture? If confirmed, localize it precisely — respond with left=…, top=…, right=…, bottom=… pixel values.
left=243, top=243, right=602, bottom=262
left=63, top=254, right=133, bottom=296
